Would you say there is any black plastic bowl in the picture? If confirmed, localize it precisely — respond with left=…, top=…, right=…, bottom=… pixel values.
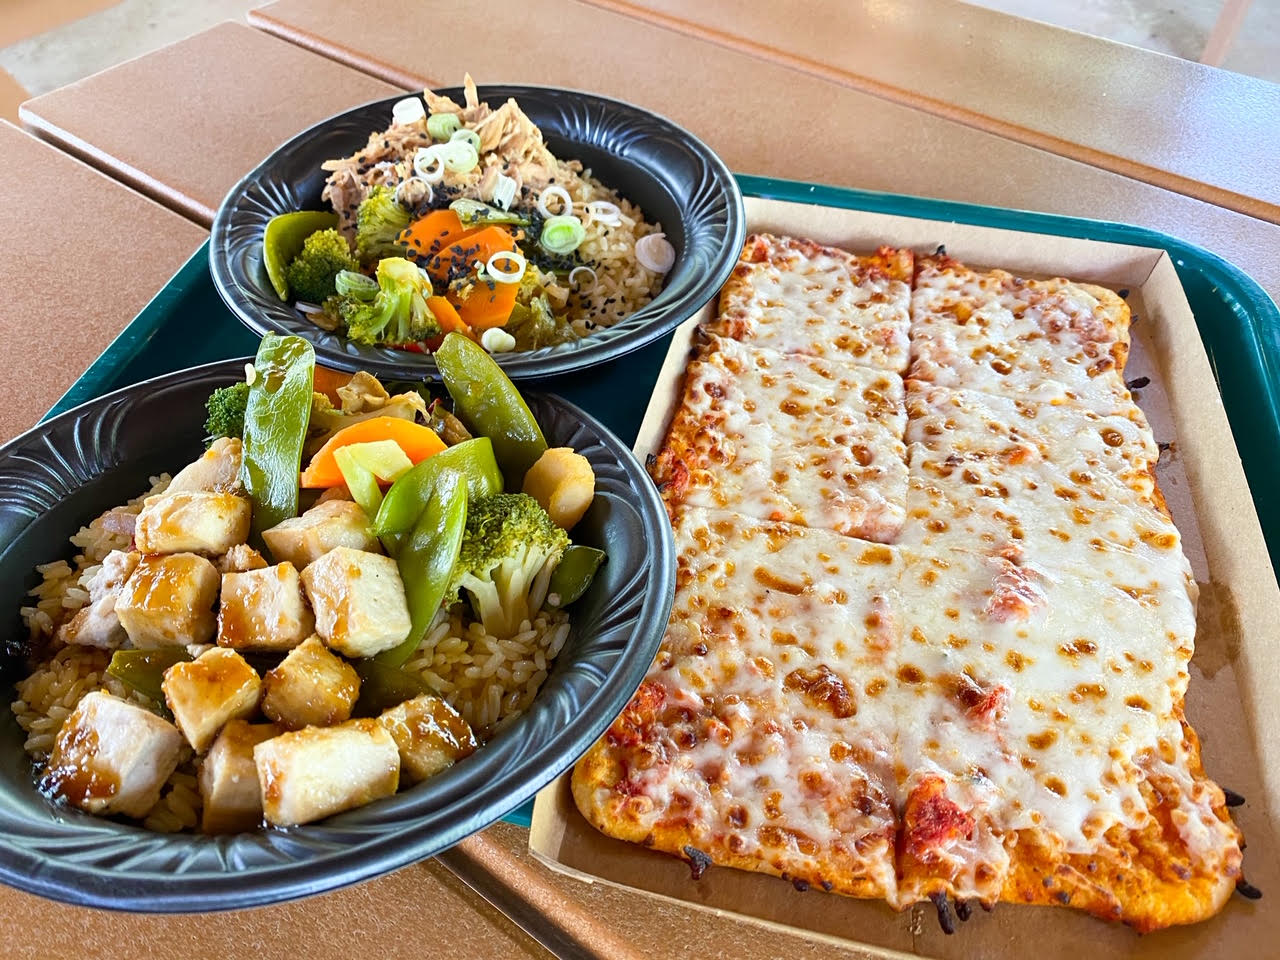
left=210, top=84, right=745, bottom=380
left=0, top=359, right=674, bottom=911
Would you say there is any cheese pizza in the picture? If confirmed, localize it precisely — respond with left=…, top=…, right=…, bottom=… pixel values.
left=650, top=335, right=908, bottom=541
left=574, top=234, right=1244, bottom=934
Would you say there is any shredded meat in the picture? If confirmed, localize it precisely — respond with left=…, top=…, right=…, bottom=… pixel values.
left=321, top=72, right=581, bottom=235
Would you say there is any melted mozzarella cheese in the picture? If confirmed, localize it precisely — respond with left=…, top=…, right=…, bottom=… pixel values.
left=629, top=507, right=903, bottom=897
left=909, top=256, right=1132, bottom=407
left=659, top=337, right=909, bottom=541
left=710, top=234, right=913, bottom=371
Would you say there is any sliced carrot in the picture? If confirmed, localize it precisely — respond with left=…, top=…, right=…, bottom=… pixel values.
left=300, top=416, right=446, bottom=489
left=427, top=295, right=471, bottom=336
left=457, top=278, right=520, bottom=331
left=312, top=365, right=354, bottom=404
left=425, top=225, right=518, bottom=283
left=399, top=209, right=465, bottom=259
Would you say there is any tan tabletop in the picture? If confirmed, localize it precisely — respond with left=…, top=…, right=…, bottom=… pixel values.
left=18, top=21, right=398, bottom=226
left=247, top=0, right=1280, bottom=305
left=0, top=121, right=205, bottom=442
left=581, top=0, right=1280, bottom=224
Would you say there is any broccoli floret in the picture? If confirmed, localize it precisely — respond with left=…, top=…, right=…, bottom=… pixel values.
left=340, top=257, right=442, bottom=347
left=448, top=493, right=570, bottom=637
left=508, top=294, right=578, bottom=350
left=354, top=185, right=411, bottom=263
left=285, top=228, right=357, bottom=303
left=204, top=382, right=249, bottom=443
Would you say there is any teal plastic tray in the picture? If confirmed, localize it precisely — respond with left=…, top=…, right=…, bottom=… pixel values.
left=44, top=175, right=1280, bottom=826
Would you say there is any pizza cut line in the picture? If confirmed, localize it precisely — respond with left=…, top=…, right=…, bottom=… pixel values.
left=573, top=235, right=1245, bottom=934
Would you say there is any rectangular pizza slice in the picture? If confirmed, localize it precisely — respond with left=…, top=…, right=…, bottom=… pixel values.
left=908, top=254, right=1134, bottom=407
left=893, top=543, right=1242, bottom=930
left=650, top=335, right=909, bottom=542
left=904, top=382, right=1159, bottom=504
left=572, top=506, right=905, bottom=901
left=708, top=234, right=914, bottom=371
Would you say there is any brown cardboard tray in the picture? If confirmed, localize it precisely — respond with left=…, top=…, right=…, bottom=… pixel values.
left=529, top=196, right=1280, bottom=958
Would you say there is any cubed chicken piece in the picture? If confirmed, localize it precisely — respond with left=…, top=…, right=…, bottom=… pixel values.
left=262, top=500, right=379, bottom=570
left=56, top=549, right=140, bottom=649
left=261, top=636, right=360, bottom=730
left=198, top=719, right=280, bottom=833
left=254, top=719, right=400, bottom=827
left=301, top=547, right=411, bottom=657
left=43, top=690, right=185, bottom=818
left=135, top=490, right=251, bottom=555
left=217, top=562, right=314, bottom=652
left=378, top=694, right=477, bottom=784
left=218, top=543, right=268, bottom=574
left=167, top=437, right=243, bottom=494
left=161, top=647, right=262, bottom=753
left=116, top=553, right=220, bottom=648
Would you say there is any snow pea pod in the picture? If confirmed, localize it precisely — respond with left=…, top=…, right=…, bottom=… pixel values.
left=107, top=648, right=193, bottom=704
left=435, top=332, right=547, bottom=489
left=547, top=545, right=606, bottom=608
left=353, top=659, right=430, bottom=715
left=373, top=437, right=501, bottom=537
left=240, top=334, right=315, bottom=540
left=378, top=471, right=468, bottom=667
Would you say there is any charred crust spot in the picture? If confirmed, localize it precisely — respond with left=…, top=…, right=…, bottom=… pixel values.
left=1224, top=787, right=1246, bottom=807
left=934, top=244, right=947, bottom=256
left=820, top=880, right=833, bottom=891
left=792, top=878, right=810, bottom=892
left=1117, top=288, right=1130, bottom=298
left=1055, top=891, right=1071, bottom=905
left=930, top=891, right=957, bottom=935
left=683, top=845, right=713, bottom=880
left=1125, top=376, right=1150, bottom=389
left=1237, top=879, right=1263, bottom=900
left=954, top=899, right=972, bottom=922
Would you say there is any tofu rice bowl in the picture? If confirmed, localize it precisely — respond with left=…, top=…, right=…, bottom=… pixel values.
left=13, top=332, right=606, bottom=832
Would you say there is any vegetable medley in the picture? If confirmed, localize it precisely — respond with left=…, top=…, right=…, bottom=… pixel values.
left=264, top=75, right=674, bottom=356
left=22, top=333, right=604, bottom=831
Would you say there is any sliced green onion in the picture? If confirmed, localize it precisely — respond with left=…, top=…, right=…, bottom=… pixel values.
left=635, top=232, right=676, bottom=273
left=443, top=141, right=479, bottom=174
left=414, top=146, right=446, bottom=183
left=536, top=185, right=573, bottom=218
left=585, top=200, right=622, bottom=226
left=426, top=112, right=461, bottom=141
left=480, top=327, right=517, bottom=353
left=486, top=249, right=527, bottom=283
left=450, top=127, right=481, bottom=152
left=540, top=215, right=586, bottom=255
left=491, top=173, right=518, bottom=210
left=335, top=270, right=379, bottom=300
left=392, top=97, right=426, bottom=127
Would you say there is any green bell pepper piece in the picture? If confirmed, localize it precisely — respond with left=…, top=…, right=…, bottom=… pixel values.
left=353, top=660, right=430, bottom=716
left=435, top=332, right=547, bottom=489
left=378, top=471, right=468, bottom=666
left=547, top=545, right=606, bottom=608
left=106, top=648, right=193, bottom=703
left=241, top=334, right=315, bottom=540
left=372, top=437, right=502, bottom=537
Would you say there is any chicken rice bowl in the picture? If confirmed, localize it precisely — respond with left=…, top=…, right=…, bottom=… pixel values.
left=13, top=332, right=605, bottom=833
